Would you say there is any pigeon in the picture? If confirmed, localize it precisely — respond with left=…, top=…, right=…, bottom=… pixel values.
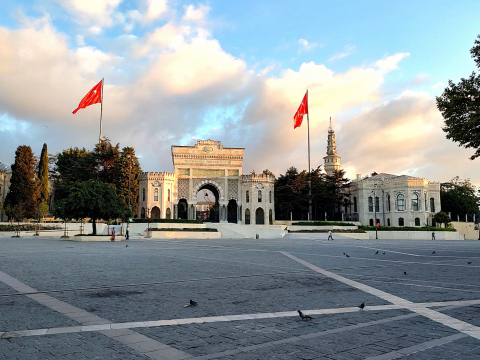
left=298, top=310, right=312, bottom=320
left=404, top=271, right=407, bottom=275
left=468, top=262, right=472, bottom=264
left=383, top=252, right=385, bottom=255
left=432, top=251, right=435, bottom=254
left=375, top=251, right=379, bottom=254
left=184, top=299, right=198, bottom=307
left=345, top=254, right=350, bottom=258
left=343, top=252, right=346, bottom=255
left=126, top=245, right=128, bottom=247
left=359, top=302, right=365, bottom=310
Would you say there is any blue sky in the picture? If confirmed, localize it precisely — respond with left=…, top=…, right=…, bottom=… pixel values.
left=0, top=0, right=479, bottom=185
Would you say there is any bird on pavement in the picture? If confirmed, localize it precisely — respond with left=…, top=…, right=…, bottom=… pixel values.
left=345, top=254, right=350, bottom=258
left=343, top=252, right=346, bottom=255
left=404, top=271, right=407, bottom=275
left=126, top=245, right=128, bottom=247
left=468, top=262, right=472, bottom=264
left=383, top=252, right=385, bottom=255
left=432, top=251, right=435, bottom=254
left=359, top=302, right=365, bottom=310
left=298, top=310, right=313, bottom=320
left=184, top=299, right=198, bottom=307
left=375, top=251, right=379, bottom=254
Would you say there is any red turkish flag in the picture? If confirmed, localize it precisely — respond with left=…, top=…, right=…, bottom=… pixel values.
left=293, top=91, right=308, bottom=129
left=72, top=80, right=102, bottom=114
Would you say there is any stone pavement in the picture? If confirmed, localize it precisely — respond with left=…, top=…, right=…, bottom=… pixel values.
left=1, top=234, right=480, bottom=359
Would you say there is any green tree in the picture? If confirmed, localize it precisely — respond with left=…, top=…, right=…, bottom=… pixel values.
left=53, top=180, right=126, bottom=235
left=274, top=167, right=308, bottom=220
left=116, top=147, right=141, bottom=219
left=324, top=169, right=352, bottom=221
left=440, top=177, right=479, bottom=221
left=5, top=145, right=39, bottom=219
left=433, top=211, right=452, bottom=228
left=436, top=35, right=480, bottom=159
left=93, top=140, right=120, bottom=186
left=37, top=143, right=49, bottom=209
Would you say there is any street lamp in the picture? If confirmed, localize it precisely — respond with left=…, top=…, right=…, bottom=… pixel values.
left=126, top=154, right=133, bottom=219
left=372, top=185, right=378, bottom=240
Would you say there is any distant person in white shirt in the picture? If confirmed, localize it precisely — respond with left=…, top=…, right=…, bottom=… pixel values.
left=328, top=230, right=333, bottom=241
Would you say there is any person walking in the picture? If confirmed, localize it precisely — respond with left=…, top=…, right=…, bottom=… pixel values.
left=328, top=230, right=333, bottom=241
left=126, top=224, right=130, bottom=240
left=432, top=231, right=435, bottom=241
left=110, top=228, right=116, bottom=242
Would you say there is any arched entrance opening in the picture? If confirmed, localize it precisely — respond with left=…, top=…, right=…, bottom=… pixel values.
left=269, top=209, right=273, bottom=225
left=245, top=209, right=251, bottom=225
left=140, top=207, right=145, bottom=219
left=256, top=208, right=264, bottom=225
left=227, top=200, right=237, bottom=223
left=178, top=199, right=188, bottom=219
left=151, top=206, right=161, bottom=219
left=166, top=208, right=171, bottom=219
left=196, top=184, right=220, bottom=222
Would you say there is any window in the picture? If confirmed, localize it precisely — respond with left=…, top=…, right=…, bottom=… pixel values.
left=368, top=197, right=373, bottom=212
left=387, top=194, right=391, bottom=212
left=399, top=217, right=404, bottom=226
left=258, top=190, right=262, bottom=202
left=375, top=197, right=379, bottom=212
left=397, top=194, right=405, bottom=211
left=387, top=218, right=391, bottom=226
left=168, top=189, right=171, bottom=202
left=154, top=188, right=158, bottom=201
left=353, top=197, right=357, bottom=212
left=269, top=191, right=272, bottom=203
left=412, top=193, right=419, bottom=211
left=369, top=219, right=374, bottom=226
left=166, top=208, right=171, bottom=219
left=415, top=217, right=420, bottom=226
left=246, top=191, right=249, bottom=203
left=245, top=209, right=250, bottom=224
left=142, top=188, right=145, bottom=201
left=430, top=198, right=435, bottom=212
left=141, top=207, right=145, bottom=218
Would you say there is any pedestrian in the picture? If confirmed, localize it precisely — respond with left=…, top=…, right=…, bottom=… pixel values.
left=328, top=230, right=333, bottom=241
left=126, top=224, right=130, bottom=240
left=111, top=227, right=116, bottom=242
left=432, top=231, right=435, bottom=241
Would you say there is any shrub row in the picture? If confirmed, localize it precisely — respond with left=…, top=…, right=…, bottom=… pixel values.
left=131, top=219, right=202, bottom=224
left=292, top=221, right=357, bottom=226
left=149, top=228, right=217, bottom=232
left=289, top=229, right=366, bottom=233
left=359, top=226, right=456, bottom=232
left=0, top=224, right=62, bottom=232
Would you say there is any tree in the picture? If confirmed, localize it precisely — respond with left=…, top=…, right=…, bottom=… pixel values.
left=437, top=35, right=480, bottom=159
left=324, top=169, right=352, bottom=221
left=93, top=140, right=120, bottom=186
left=433, top=211, right=452, bottom=228
left=440, top=177, right=479, bottom=221
left=4, top=145, right=39, bottom=219
left=116, top=147, right=141, bottom=219
left=53, top=180, right=126, bottom=235
left=37, top=143, right=49, bottom=212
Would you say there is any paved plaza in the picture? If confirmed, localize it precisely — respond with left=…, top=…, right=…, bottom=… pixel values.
left=1, top=234, right=480, bottom=359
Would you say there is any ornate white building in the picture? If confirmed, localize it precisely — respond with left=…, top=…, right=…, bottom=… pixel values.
left=323, top=118, right=341, bottom=176
left=347, top=173, right=441, bottom=227
left=138, top=140, right=275, bottom=224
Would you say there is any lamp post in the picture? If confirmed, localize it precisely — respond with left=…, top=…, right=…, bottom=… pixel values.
left=126, top=154, right=133, bottom=219
left=372, top=185, right=378, bottom=240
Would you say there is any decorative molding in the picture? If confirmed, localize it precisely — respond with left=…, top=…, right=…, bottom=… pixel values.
left=193, top=169, right=225, bottom=177
left=228, top=180, right=238, bottom=200
left=178, top=179, right=189, bottom=199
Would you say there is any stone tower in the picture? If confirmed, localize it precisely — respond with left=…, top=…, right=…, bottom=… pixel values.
left=323, top=117, right=341, bottom=176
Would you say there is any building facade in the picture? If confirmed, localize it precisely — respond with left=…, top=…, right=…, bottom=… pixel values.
left=0, top=162, right=12, bottom=221
left=346, top=173, right=441, bottom=227
left=323, top=118, right=341, bottom=176
left=138, top=140, right=275, bottom=224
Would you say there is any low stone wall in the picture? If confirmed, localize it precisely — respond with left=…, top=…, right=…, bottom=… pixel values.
left=450, top=222, right=478, bottom=240
left=366, top=231, right=463, bottom=240
left=71, top=235, right=123, bottom=241
left=145, top=231, right=221, bottom=239
left=287, top=225, right=359, bottom=231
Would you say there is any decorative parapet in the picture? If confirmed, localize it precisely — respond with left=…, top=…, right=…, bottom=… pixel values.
left=138, top=172, right=176, bottom=181
left=241, top=173, right=275, bottom=183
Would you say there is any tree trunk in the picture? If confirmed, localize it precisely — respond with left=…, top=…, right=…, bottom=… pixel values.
left=92, top=219, right=97, bottom=235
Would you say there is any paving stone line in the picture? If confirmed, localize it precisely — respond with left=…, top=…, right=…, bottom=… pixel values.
left=365, top=333, right=467, bottom=360
left=0, top=270, right=192, bottom=360
left=281, top=251, right=480, bottom=341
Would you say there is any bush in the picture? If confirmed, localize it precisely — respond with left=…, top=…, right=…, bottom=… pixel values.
left=359, top=226, right=456, bottom=232
left=149, top=228, right=217, bottom=232
left=131, top=219, right=202, bottom=224
left=288, top=229, right=366, bottom=233
left=0, top=224, right=62, bottom=232
left=292, top=221, right=357, bottom=226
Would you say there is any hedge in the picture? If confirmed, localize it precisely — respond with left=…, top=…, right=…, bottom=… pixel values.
left=292, top=221, right=357, bottom=226
left=149, top=228, right=217, bottom=232
left=0, top=224, right=62, bottom=232
left=131, top=219, right=202, bottom=224
left=359, top=226, right=456, bottom=232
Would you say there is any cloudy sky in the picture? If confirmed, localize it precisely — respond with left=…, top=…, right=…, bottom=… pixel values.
left=1, top=0, right=479, bottom=185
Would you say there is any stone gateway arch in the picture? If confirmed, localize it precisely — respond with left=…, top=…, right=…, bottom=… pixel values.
left=138, top=140, right=275, bottom=224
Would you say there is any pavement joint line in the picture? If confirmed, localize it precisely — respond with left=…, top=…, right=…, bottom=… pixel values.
left=0, top=270, right=192, bottom=360
left=364, top=333, right=467, bottom=360
left=3, top=300, right=480, bottom=339
left=281, top=251, right=480, bottom=341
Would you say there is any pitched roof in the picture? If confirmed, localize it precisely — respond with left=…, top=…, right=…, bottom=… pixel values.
left=363, top=172, right=422, bottom=181
left=0, top=161, right=9, bottom=172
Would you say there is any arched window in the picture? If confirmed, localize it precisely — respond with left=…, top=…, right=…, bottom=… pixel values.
left=375, top=197, right=379, bottom=212
left=387, top=194, right=391, bottom=212
left=415, top=217, right=420, bottom=226
left=368, top=197, right=373, bottom=212
left=430, top=198, right=435, bottom=212
left=412, top=193, right=419, bottom=211
left=269, top=191, right=272, bottom=203
left=399, top=217, right=404, bottom=226
left=387, top=218, right=391, bottom=226
left=353, top=197, right=357, bottom=212
left=154, top=188, right=158, bottom=201
left=369, top=219, right=374, bottom=226
left=397, top=194, right=405, bottom=211
left=142, top=188, right=146, bottom=201
left=168, top=189, right=171, bottom=202
left=245, top=209, right=250, bottom=224
left=166, top=208, right=171, bottom=219
left=258, top=190, right=262, bottom=202
left=246, top=191, right=250, bottom=203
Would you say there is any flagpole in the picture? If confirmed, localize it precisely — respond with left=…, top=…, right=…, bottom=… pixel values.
left=307, top=89, right=312, bottom=221
left=99, top=78, right=104, bottom=143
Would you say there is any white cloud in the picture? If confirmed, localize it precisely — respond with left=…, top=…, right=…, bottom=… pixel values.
left=55, top=0, right=122, bottom=29
left=328, top=45, right=356, bottom=62
left=431, top=81, right=446, bottom=89
left=183, top=4, right=211, bottom=21
left=298, top=39, right=317, bottom=53
left=144, top=0, right=168, bottom=22
left=375, top=53, right=410, bottom=74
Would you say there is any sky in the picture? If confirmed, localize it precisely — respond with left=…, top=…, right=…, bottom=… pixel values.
left=0, top=0, right=480, bottom=186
